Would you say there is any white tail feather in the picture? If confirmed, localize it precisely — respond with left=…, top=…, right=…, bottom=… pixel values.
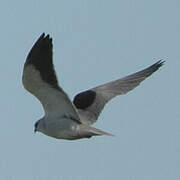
left=78, top=124, right=114, bottom=138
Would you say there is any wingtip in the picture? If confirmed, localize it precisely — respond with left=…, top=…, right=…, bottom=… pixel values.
left=38, top=32, right=46, bottom=41
left=39, top=32, right=52, bottom=41
left=156, top=60, right=165, bottom=67
left=25, top=32, right=53, bottom=67
left=40, top=32, right=45, bottom=37
left=148, top=60, right=165, bottom=73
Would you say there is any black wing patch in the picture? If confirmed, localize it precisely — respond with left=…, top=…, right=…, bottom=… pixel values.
left=25, top=33, right=59, bottom=90
left=73, top=90, right=96, bottom=110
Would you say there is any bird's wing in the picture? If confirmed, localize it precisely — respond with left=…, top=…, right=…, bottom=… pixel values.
left=23, top=33, right=80, bottom=122
left=73, top=60, right=164, bottom=125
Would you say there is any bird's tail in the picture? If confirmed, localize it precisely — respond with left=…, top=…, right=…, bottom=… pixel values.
left=78, top=125, right=114, bottom=138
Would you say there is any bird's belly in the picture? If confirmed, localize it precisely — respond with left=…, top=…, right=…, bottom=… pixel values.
left=43, top=118, right=80, bottom=140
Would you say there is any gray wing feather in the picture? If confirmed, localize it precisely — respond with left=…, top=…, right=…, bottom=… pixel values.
left=74, top=60, right=164, bottom=125
left=23, top=33, right=80, bottom=122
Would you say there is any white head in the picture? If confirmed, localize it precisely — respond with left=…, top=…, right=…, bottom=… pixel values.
left=34, top=119, right=45, bottom=133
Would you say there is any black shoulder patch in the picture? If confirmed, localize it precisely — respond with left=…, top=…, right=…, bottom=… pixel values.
left=73, top=90, right=96, bottom=110
left=25, top=33, right=59, bottom=90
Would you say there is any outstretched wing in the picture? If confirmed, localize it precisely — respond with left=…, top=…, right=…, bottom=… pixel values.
left=23, top=33, right=80, bottom=122
left=73, top=60, right=164, bottom=125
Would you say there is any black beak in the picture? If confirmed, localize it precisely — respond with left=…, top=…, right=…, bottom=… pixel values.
left=34, top=122, right=39, bottom=133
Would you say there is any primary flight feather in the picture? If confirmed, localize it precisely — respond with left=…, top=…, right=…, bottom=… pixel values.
left=22, top=33, right=164, bottom=140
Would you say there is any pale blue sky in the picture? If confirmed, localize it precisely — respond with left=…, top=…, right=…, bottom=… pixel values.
left=0, top=0, right=179, bottom=179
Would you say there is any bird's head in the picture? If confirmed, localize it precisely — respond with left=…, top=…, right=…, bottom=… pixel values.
left=34, top=117, right=46, bottom=134
left=34, top=118, right=46, bottom=135
left=34, top=120, right=40, bottom=133
left=34, top=119, right=44, bottom=133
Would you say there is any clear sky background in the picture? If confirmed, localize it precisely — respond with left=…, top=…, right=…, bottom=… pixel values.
left=0, top=0, right=179, bottom=179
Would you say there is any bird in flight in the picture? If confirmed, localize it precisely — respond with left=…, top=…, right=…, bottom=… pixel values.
left=22, top=33, right=164, bottom=140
